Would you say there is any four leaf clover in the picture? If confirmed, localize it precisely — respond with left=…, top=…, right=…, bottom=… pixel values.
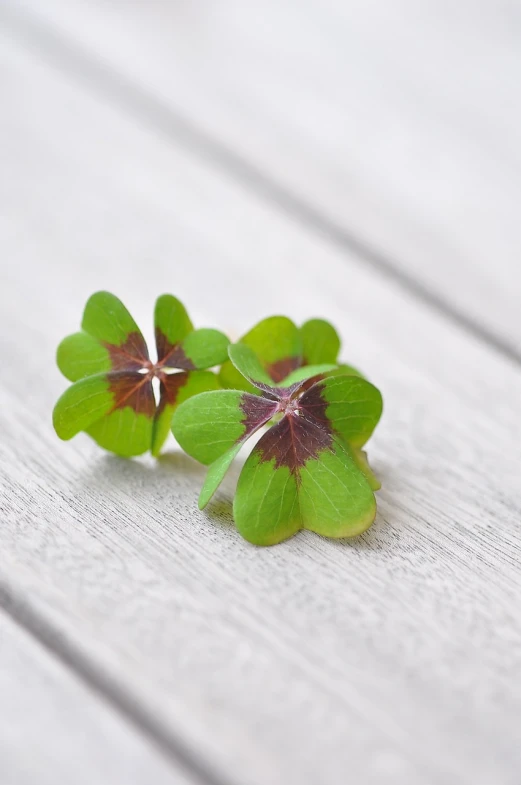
left=53, top=292, right=229, bottom=457
left=172, top=343, right=383, bottom=545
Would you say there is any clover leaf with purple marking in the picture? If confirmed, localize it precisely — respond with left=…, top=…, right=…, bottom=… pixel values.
left=173, top=342, right=383, bottom=546
left=53, top=292, right=229, bottom=457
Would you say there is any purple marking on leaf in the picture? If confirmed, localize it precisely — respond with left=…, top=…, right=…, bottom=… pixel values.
left=107, top=371, right=156, bottom=417
left=239, top=393, right=279, bottom=439
left=155, top=328, right=196, bottom=370
left=255, top=410, right=333, bottom=475
left=266, top=355, right=301, bottom=383
left=296, top=372, right=331, bottom=395
left=104, top=331, right=150, bottom=371
left=298, top=380, right=330, bottom=426
left=155, top=371, right=191, bottom=417
left=155, top=328, right=174, bottom=364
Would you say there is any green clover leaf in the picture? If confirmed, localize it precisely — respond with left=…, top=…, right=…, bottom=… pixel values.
left=53, top=292, right=229, bottom=457
left=173, top=343, right=383, bottom=546
left=219, top=315, right=361, bottom=392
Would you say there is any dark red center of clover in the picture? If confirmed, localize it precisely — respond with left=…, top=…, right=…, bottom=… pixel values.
left=239, top=380, right=334, bottom=476
left=104, top=329, right=196, bottom=416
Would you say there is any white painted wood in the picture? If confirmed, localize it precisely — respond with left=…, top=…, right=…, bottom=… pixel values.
left=3, top=0, right=521, bottom=354
left=1, top=28, right=521, bottom=785
left=0, top=611, right=191, bottom=785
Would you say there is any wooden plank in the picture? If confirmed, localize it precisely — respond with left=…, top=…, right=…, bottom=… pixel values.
left=3, top=0, right=521, bottom=357
left=1, top=27, right=521, bottom=785
left=0, top=610, right=192, bottom=785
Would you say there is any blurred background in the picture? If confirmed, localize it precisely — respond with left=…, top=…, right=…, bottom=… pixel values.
left=2, top=0, right=521, bottom=353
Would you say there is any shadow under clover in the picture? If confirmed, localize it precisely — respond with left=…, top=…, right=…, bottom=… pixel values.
left=156, top=450, right=210, bottom=480
left=79, top=449, right=236, bottom=529
left=77, top=449, right=392, bottom=550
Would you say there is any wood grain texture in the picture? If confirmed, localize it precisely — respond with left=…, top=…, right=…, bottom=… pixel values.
left=0, top=611, right=190, bottom=785
left=4, top=0, right=521, bottom=356
left=1, top=25, right=521, bottom=785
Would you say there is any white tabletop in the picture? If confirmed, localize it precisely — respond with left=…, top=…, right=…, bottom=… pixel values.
left=1, top=3, right=520, bottom=784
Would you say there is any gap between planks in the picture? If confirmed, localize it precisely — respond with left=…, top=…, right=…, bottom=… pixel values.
left=0, top=570, right=230, bottom=785
left=0, top=604, right=195, bottom=785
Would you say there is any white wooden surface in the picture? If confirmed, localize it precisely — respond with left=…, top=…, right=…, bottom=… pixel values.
left=5, top=0, right=521, bottom=358
left=1, top=5, right=521, bottom=785
left=0, top=610, right=188, bottom=785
